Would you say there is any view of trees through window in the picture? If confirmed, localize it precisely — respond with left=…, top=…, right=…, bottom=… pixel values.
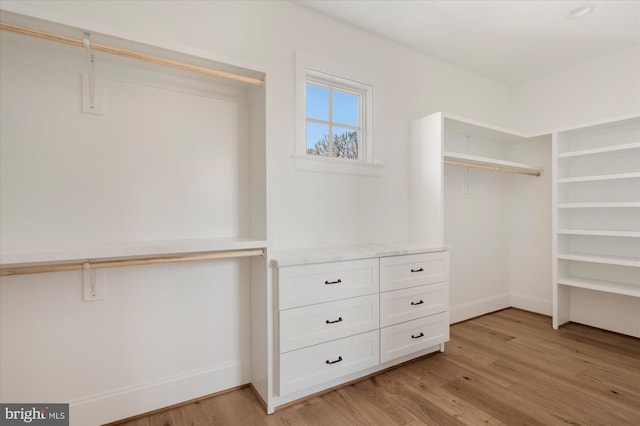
left=306, top=82, right=361, bottom=160
left=306, top=130, right=358, bottom=159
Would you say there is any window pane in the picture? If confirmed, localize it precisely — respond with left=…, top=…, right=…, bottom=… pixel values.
left=306, top=83, right=329, bottom=121
left=332, top=90, right=359, bottom=127
left=332, top=127, right=358, bottom=159
left=306, top=121, right=329, bottom=156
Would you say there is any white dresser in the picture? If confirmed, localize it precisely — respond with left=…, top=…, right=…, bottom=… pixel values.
left=379, top=253, right=449, bottom=363
left=266, top=244, right=449, bottom=412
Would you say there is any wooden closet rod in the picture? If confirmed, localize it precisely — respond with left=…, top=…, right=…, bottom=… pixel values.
left=444, top=160, right=541, bottom=177
left=0, top=248, right=264, bottom=276
left=0, top=22, right=264, bottom=87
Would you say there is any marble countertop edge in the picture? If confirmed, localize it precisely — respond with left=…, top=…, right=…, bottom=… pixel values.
left=272, top=243, right=448, bottom=267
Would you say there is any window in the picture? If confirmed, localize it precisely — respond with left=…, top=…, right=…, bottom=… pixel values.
left=295, top=52, right=380, bottom=176
left=306, top=79, right=362, bottom=160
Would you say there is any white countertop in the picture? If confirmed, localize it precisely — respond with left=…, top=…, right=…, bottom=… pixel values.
left=272, top=242, right=448, bottom=267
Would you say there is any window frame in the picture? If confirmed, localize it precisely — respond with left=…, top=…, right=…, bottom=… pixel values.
left=306, top=70, right=366, bottom=161
left=294, top=52, right=382, bottom=177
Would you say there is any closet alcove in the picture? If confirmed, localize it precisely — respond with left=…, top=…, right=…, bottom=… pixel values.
left=0, top=11, right=268, bottom=425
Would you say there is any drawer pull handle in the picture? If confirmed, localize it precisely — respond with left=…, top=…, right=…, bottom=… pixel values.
left=325, top=279, right=342, bottom=285
left=411, top=300, right=424, bottom=306
left=326, top=317, right=343, bottom=324
left=412, top=332, right=425, bottom=339
left=326, top=356, right=343, bottom=365
left=411, top=268, right=424, bottom=273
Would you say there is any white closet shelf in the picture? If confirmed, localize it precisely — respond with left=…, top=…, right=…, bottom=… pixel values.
left=557, top=253, right=640, bottom=267
left=557, top=172, right=640, bottom=183
left=557, top=229, right=640, bottom=238
left=552, top=114, right=640, bottom=334
left=557, top=142, right=640, bottom=158
left=0, top=237, right=267, bottom=268
left=443, top=152, right=543, bottom=176
left=557, top=276, right=640, bottom=297
left=557, top=202, right=640, bottom=209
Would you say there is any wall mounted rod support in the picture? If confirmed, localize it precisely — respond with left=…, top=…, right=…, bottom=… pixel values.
left=0, top=249, right=265, bottom=276
left=444, top=160, right=541, bottom=177
left=0, top=22, right=264, bottom=87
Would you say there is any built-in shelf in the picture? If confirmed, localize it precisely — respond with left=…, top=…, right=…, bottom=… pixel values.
left=443, top=152, right=543, bottom=176
left=557, top=142, right=640, bottom=158
left=0, top=237, right=268, bottom=268
left=557, top=229, right=640, bottom=237
left=557, top=172, right=640, bottom=183
left=553, top=114, right=640, bottom=335
left=557, top=253, right=640, bottom=267
left=557, top=202, right=640, bottom=209
left=558, top=276, right=640, bottom=297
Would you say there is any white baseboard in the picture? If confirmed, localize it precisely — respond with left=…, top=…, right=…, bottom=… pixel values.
left=450, top=293, right=511, bottom=324
left=509, top=292, right=552, bottom=316
left=571, top=308, right=640, bottom=338
left=69, top=360, right=250, bottom=426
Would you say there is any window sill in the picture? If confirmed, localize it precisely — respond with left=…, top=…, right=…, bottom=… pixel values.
left=292, top=154, right=384, bottom=177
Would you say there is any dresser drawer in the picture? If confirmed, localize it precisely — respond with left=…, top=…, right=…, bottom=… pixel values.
left=380, top=252, right=448, bottom=292
left=380, top=282, right=448, bottom=328
left=280, top=294, right=379, bottom=353
left=279, top=330, right=379, bottom=396
left=278, top=258, right=379, bottom=310
left=380, top=312, right=449, bottom=364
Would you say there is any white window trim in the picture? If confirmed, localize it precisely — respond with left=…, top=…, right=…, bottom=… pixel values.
left=294, top=51, right=383, bottom=177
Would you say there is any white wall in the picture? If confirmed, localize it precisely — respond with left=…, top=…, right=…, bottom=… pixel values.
left=508, top=139, right=553, bottom=315
left=511, top=44, right=640, bottom=332
left=0, top=260, right=251, bottom=412
left=512, top=46, right=640, bottom=133
left=442, top=129, right=552, bottom=322
left=0, top=1, right=515, bottom=425
left=445, top=164, right=512, bottom=321
left=0, top=35, right=252, bottom=247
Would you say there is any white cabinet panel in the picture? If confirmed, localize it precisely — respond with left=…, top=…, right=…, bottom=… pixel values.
left=278, top=258, right=379, bottom=310
left=380, top=252, right=448, bottom=292
left=380, top=282, right=448, bottom=328
left=279, top=294, right=379, bottom=353
left=380, top=312, right=449, bottom=364
left=279, top=330, right=379, bottom=396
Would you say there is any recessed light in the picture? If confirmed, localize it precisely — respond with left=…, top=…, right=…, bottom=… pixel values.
left=566, top=4, right=596, bottom=19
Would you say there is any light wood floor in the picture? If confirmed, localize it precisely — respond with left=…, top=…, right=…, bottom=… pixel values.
left=113, top=308, right=640, bottom=426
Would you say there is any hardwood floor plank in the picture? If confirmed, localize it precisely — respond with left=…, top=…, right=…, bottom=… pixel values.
left=388, top=366, right=505, bottom=425
left=575, top=367, right=640, bottom=399
left=113, top=309, right=640, bottom=426
left=489, top=354, right=636, bottom=426
left=350, top=373, right=464, bottom=426
left=115, top=419, right=148, bottom=426
left=329, top=375, right=427, bottom=425
left=203, top=387, right=283, bottom=426
left=507, top=373, right=639, bottom=426
left=441, top=374, right=550, bottom=426
left=558, top=326, right=640, bottom=359
left=391, top=352, right=484, bottom=388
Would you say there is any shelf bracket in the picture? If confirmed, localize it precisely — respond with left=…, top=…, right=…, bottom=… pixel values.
left=83, top=262, right=105, bottom=302
left=464, top=136, right=471, bottom=194
left=82, top=33, right=103, bottom=115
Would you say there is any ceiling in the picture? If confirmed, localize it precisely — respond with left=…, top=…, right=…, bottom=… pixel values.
left=295, top=0, right=640, bottom=86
